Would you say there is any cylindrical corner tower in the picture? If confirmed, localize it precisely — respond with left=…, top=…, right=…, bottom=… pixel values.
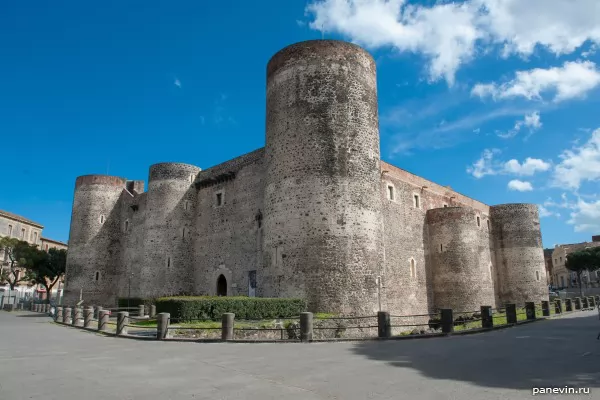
left=64, top=175, right=127, bottom=306
left=141, top=162, right=201, bottom=297
left=490, top=204, right=548, bottom=304
left=262, top=40, right=383, bottom=315
left=427, top=207, right=495, bottom=311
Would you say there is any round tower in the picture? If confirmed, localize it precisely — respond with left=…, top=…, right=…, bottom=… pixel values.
left=427, top=207, right=495, bottom=311
left=141, top=162, right=201, bottom=297
left=490, top=204, right=548, bottom=304
left=262, top=40, right=383, bottom=315
left=64, top=175, right=127, bottom=306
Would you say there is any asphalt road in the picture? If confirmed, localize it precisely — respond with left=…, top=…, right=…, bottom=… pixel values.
left=0, top=310, right=599, bottom=400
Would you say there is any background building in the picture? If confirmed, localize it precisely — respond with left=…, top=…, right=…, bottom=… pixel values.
left=552, top=235, right=600, bottom=289
left=0, top=210, right=67, bottom=301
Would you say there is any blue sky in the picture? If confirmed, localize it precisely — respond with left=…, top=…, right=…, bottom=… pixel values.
left=1, top=0, right=599, bottom=248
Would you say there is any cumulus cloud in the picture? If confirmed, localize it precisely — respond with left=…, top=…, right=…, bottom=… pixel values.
left=305, top=0, right=600, bottom=84
left=467, top=149, right=550, bottom=179
left=538, top=205, right=561, bottom=218
left=567, top=198, right=600, bottom=232
left=472, top=61, right=600, bottom=102
left=497, top=111, right=543, bottom=139
left=466, top=148, right=500, bottom=178
left=508, top=179, right=533, bottom=191
left=174, top=78, right=182, bottom=88
left=504, top=157, right=551, bottom=176
left=552, top=128, right=600, bottom=189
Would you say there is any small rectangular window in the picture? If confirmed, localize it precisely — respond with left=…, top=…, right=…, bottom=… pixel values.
left=216, top=193, right=223, bottom=206
left=413, top=194, right=420, bottom=208
left=8, top=225, right=12, bottom=236
left=21, top=228, right=25, bottom=239
left=33, top=231, right=38, bottom=243
left=387, top=186, right=394, bottom=201
left=476, top=216, right=481, bottom=227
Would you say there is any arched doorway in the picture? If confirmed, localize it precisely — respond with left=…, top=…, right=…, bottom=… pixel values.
left=216, top=274, right=227, bottom=296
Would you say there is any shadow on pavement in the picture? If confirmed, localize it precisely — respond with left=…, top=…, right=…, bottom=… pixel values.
left=351, top=313, right=600, bottom=391
left=15, top=313, right=51, bottom=318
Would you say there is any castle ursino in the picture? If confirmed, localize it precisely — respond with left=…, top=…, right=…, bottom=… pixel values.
left=64, top=40, right=549, bottom=315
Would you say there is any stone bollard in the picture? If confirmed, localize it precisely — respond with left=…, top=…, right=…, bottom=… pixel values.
left=481, top=306, right=493, bottom=329
left=541, top=301, right=550, bottom=317
left=73, top=308, right=82, bottom=326
left=377, top=311, right=392, bottom=338
left=300, top=312, right=313, bottom=342
left=440, top=309, right=454, bottom=333
left=574, top=297, right=582, bottom=310
left=506, top=304, right=517, bottom=324
left=149, top=305, right=156, bottom=318
left=589, top=296, right=596, bottom=308
left=582, top=297, right=589, bottom=309
left=221, top=313, right=235, bottom=341
left=138, top=305, right=145, bottom=317
left=117, top=312, right=129, bottom=336
left=94, top=306, right=103, bottom=320
left=156, top=313, right=170, bottom=340
left=555, top=299, right=563, bottom=314
left=565, top=298, right=573, bottom=312
left=56, top=307, right=63, bottom=322
left=98, top=310, right=110, bottom=332
left=63, top=307, right=72, bottom=324
left=84, top=307, right=94, bottom=328
left=525, top=302, right=536, bottom=320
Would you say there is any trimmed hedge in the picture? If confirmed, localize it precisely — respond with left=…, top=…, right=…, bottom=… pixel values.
left=117, top=297, right=155, bottom=309
left=155, top=296, right=307, bottom=321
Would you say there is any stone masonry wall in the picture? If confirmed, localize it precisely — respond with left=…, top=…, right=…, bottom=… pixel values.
left=491, top=204, right=549, bottom=305
left=64, top=175, right=127, bottom=306
left=262, top=40, right=384, bottom=315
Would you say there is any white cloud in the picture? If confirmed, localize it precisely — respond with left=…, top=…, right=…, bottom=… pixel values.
left=467, top=148, right=500, bottom=178
left=504, top=157, right=551, bottom=176
left=538, top=205, right=560, bottom=218
left=567, top=198, right=600, bottom=232
left=472, top=61, right=600, bottom=102
left=497, top=111, right=543, bottom=139
left=305, top=0, right=600, bottom=85
left=174, top=78, right=182, bottom=88
left=508, top=179, right=533, bottom=191
left=552, top=128, right=600, bottom=189
left=467, top=149, right=550, bottom=178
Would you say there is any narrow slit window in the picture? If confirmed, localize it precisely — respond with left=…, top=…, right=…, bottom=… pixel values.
left=535, top=271, right=540, bottom=281
left=414, top=195, right=420, bottom=208
left=477, top=216, right=481, bottom=227
left=387, top=185, right=394, bottom=201
left=167, top=257, right=171, bottom=268
left=410, top=259, right=416, bottom=278
left=94, top=271, right=100, bottom=281
left=216, top=193, right=223, bottom=206
left=7, top=225, right=12, bottom=236
left=125, top=220, right=129, bottom=232
left=440, top=244, right=443, bottom=252
left=21, top=228, right=25, bottom=239
left=487, top=220, right=490, bottom=231
left=100, top=215, right=105, bottom=224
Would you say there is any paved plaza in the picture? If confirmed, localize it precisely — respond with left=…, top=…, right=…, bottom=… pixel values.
left=0, top=310, right=599, bottom=400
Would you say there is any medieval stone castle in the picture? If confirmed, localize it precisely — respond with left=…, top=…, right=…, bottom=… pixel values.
left=64, top=40, right=549, bottom=316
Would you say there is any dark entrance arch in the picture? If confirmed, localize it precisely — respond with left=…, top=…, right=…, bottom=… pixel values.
left=216, top=274, right=227, bottom=296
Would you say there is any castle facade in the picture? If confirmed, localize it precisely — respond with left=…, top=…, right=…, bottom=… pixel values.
left=63, top=40, right=549, bottom=315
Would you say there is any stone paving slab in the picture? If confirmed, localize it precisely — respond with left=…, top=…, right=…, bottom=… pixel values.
left=0, top=310, right=599, bottom=400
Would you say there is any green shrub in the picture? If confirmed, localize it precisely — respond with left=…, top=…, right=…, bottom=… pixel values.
left=117, top=297, right=155, bottom=309
left=154, top=296, right=307, bottom=321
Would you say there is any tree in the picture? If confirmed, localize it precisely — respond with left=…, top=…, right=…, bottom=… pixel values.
left=565, top=247, right=600, bottom=297
left=27, top=248, right=67, bottom=304
left=0, top=237, right=36, bottom=290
